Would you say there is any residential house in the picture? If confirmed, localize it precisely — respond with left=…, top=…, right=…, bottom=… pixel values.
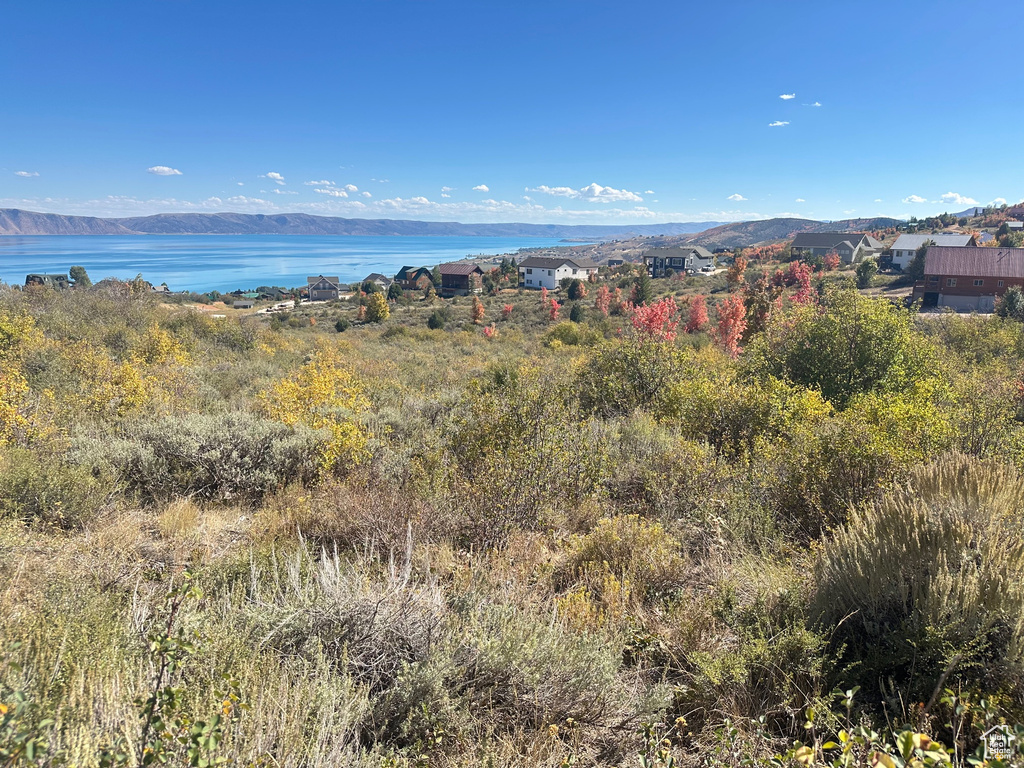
left=438, top=262, right=484, bottom=296
left=914, top=246, right=1024, bottom=311
left=363, top=273, right=395, bottom=291
left=643, top=246, right=715, bottom=277
left=395, top=266, right=433, bottom=291
left=790, top=232, right=884, bottom=264
left=306, top=275, right=341, bottom=301
left=150, top=283, right=172, bottom=295
left=517, top=257, right=599, bottom=290
left=25, top=273, right=70, bottom=289
left=606, top=258, right=625, bottom=268
left=1007, top=221, right=1023, bottom=230
left=232, top=300, right=255, bottom=309
left=889, top=233, right=976, bottom=270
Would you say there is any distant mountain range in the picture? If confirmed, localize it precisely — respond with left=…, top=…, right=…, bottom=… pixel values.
left=682, top=216, right=904, bottom=249
left=0, top=209, right=724, bottom=239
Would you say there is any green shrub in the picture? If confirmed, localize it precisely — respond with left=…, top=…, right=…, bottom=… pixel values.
left=0, top=448, right=109, bottom=528
left=335, top=317, right=350, bottom=333
left=72, top=412, right=322, bottom=504
left=813, top=454, right=1024, bottom=710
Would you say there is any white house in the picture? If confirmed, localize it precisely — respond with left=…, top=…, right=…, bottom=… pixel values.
left=889, top=233, right=976, bottom=270
left=518, top=257, right=599, bottom=290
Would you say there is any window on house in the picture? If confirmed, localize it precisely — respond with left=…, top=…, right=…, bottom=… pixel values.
left=999, top=280, right=1005, bottom=288
left=974, top=279, right=984, bottom=286
left=548, top=270, right=553, bottom=276
left=526, top=268, right=533, bottom=274
left=928, top=275, right=939, bottom=283
left=671, top=258, right=682, bottom=266
left=947, top=278, right=957, bottom=287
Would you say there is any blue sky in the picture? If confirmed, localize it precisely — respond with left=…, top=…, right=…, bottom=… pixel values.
left=2, top=0, right=1020, bottom=225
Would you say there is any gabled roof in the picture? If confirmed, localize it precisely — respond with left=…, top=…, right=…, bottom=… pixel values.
left=791, top=232, right=872, bottom=249
left=892, top=233, right=975, bottom=250
left=438, top=261, right=484, bottom=275
left=643, top=245, right=714, bottom=261
left=364, top=273, right=393, bottom=284
left=925, top=246, right=1024, bottom=279
left=517, top=256, right=599, bottom=270
left=395, top=265, right=431, bottom=280
left=307, top=275, right=340, bottom=285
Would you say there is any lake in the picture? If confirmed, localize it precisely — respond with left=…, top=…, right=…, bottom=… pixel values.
left=0, top=235, right=574, bottom=293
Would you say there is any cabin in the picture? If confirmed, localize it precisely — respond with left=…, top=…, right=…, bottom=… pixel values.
left=438, top=262, right=484, bottom=296
left=395, top=266, right=434, bottom=291
left=25, top=273, right=70, bottom=289
left=643, top=246, right=715, bottom=277
left=889, top=233, right=976, bottom=270
left=914, top=246, right=1024, bottom=312
left=306, top=275, right=341, bottom=301
left=790, top=232, right=884, bottom=264
left=232, top=300, right=255, bottom=309
left=517, top=257, right=599, bottom=290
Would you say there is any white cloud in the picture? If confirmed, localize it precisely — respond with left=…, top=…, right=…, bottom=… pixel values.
left=940, top=192, right=979, bottom=206
left=305, top=179, right=335, bottom=187
left=989, top=197, right=1008, bottom=206
left=344, top=184, right=358, bottom=193
left=795, top=198, right=806, bottom=203
left=14, top=171, right=39, bottom=178
left=315, top=188, right=348, bottom=198
left=147, top=166, right=182, bottom=176
left=779, top=93, right=796, bottom=100
left=644, top=190, right=655, bottom=195
left=874, top=198, right=882, bottom=203
left=807, top=101, right=822, bottom=107
left=902, top=194, right=927, bottom=204
left=768, top=121, right=789, bottom=127
left=441, top=193, right=451, bottom=198
left=237, top=182, right=244, bottom=186
left=361, top=191, right=372, bottom=198
left=272, top=189, right=298, bottom=195
left=371, top=178, right=390, bottom=183
left=261, top=172, right=286, bottom=185
left=472, top=184, right=489, bottom=192
left=527, top=182, right=643, bottom=203
left=440, top=186, right=454, bottom=197
left=727, top=193, right=747, bottom=202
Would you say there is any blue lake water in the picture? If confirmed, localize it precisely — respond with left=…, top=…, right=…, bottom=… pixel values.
left=0, top=235, right=573, bottom=293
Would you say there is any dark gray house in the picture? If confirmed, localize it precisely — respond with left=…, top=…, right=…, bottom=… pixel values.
left=643, top=246, right=715, bottom=277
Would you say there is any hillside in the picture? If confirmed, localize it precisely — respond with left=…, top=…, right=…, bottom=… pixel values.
left=682, top=216, right=903, bottom=249
left=0, top=208, right=723, bottom=239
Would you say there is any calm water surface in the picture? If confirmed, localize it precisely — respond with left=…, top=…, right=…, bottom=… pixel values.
left=0, top=235, right=572, bottom=292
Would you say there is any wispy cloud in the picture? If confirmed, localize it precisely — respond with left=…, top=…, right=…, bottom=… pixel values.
left=795, top=198, right=806, bottom=203
left=526, top=183, right=643, bottom=203
left=472, top=184, right=489, bottom=192
left=902, top=194, right=927, bottom=204
left=344, top=184, right=358, bottom=192
left=441, top=186, right=454, bottom=198
left=13, top=171, right=39, bottom=178
left=768, top=121, right=789, bottom=127
left=305, top=179, right=335, bottom=186
left=315, top=188, right=348, bottom=198
left=989, top=197, right=1008, bottom=207
left=940, top=192, right=979, bottom=206
left=272, top=189, right=298, bottom=195
left=261, top=172, right=286, bottom=185
left=147, top=166, right=182, bottom=176
left=643, top=190, right=655, bottom=195
left=727, top=193, right=747, bottom=202
left=779, top=93, right=796, bottom=100
left=805, top=101, right=822, bottom=107
left=370, top=178, right=390, bottom=183
left=874, top=198, right=882, bottom=203
left=361, top=191, right=372, bottom=198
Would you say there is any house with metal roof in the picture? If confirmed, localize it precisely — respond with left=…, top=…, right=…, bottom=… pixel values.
left=438, top=262, right=485, bottom=296
left=889, top=233, right=976, bottom=270
left=914, top=246, right=1024, bottom=311
left=517, top=256, right=599, bottom=290
left=643, top=245, right=715, bottom=277
left=790, top=232, right=884, bottom=264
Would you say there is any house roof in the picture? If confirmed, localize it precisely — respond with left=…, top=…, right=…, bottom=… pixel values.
left=892, top=233, right=975, bottom=250
left=791, top=232, right=872, bottom=250
left=364, top=273, right=393, bottom=284
left=517, top=256, right=599, bottom=270
left=642, top=245, right=714, bottom=261
left=395, top=265, right=431, bottom=280
left=925, top=246, right=1024, bottom=279
left=438, top=262, right=484, bottom=275
left=307, top=275, right=340, bottom=285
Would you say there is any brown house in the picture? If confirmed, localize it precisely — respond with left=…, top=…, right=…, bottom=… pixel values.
left=438, top=262, right=484, bottom=296
left=395, top=266, right=433, bottom=291
left=915, top=246, right=1024, bottom=311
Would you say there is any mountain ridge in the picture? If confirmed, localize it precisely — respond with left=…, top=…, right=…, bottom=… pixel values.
left=0, top=209, right=724, bottom=239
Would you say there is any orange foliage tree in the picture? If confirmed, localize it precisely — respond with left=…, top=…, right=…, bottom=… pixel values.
left=726, top=256, right=748, bottom=289
left=471, top=295, right=485, bottom=324
left=630, top=297, right=679, bottom=341
left=714, top=295, right=748, bottom=358
left=685, top=294, right=708, bottom=333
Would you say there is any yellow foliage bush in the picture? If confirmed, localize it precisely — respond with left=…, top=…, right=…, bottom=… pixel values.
left=259, top=344, right=371, bottom=472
